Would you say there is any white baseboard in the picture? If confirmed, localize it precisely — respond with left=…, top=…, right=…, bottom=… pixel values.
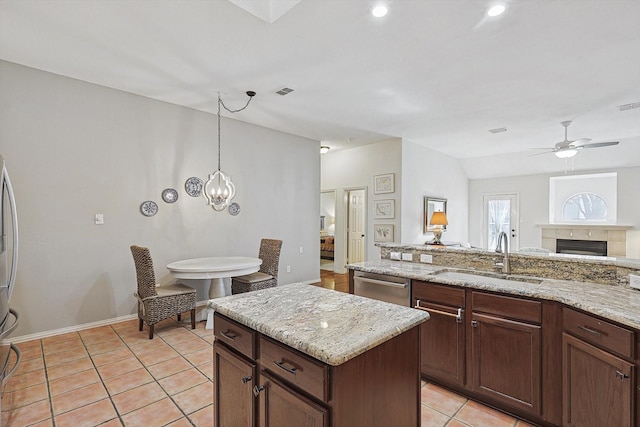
left=6, top=300, right=211, bottom=344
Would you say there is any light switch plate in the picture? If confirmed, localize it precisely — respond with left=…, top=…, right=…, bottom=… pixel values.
left=390, top=252, right=401, bottom=260
left=630, top=274, right=640, bottom=290
left=402, top=253, right=412, bottom=261
left=420, top=254, right=433, bottom=264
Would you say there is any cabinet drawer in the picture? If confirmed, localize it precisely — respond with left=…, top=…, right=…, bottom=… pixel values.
left=563, top=308, right=634, bottom=359
left=259, top=336, right=328, bottom=402
left=214, top=313, right=256, bottom=359
left=472, top=292, right=541, bottom=324
left=413, top=281, right=465, bottom=308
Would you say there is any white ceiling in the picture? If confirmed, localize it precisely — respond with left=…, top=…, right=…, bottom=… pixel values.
left=1, top=0, right=639, bottom=179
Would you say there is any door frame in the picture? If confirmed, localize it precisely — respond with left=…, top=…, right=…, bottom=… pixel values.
left=481, top=193, right=519, bottom=251
left=342, top=186, right=367, bottom=271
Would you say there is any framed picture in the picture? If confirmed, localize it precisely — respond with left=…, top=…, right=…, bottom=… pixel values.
left=374, top=173, right=395, bottom=194
left=374, top=224, right=394, bottom=242
left=424, top=196, right=447, bottom=233
left=374, top=199, right=395, bottom=219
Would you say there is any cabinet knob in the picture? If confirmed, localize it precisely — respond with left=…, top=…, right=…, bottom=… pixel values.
left=471, top=320, right=478, bottom=328
left=241, top=376, right=252, bottom=384
left=253, top=385, right=265, bottom=397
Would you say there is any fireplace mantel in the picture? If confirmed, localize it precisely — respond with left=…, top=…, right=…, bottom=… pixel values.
left=537, top=224, right=634, bottom=230
left=538, top=224, right=633, bottom=257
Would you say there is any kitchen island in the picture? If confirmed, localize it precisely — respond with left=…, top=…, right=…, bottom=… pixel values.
left=209, top=283, right=429, bottom=427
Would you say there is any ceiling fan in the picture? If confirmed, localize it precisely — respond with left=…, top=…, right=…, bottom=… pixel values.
left=530, top=121, right=619, bottom=158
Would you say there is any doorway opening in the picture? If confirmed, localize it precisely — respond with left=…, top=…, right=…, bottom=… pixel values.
left=320, top=190, right=336, bottom=272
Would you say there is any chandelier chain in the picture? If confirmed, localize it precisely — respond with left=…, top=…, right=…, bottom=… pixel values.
left=217, top=93, right=255, bottom=171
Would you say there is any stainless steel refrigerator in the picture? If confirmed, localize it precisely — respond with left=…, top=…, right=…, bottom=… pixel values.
left=0, top=154, right=20, bottom=419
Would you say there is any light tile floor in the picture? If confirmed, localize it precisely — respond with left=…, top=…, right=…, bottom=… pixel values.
left=2, top=316, right=536, bottom=427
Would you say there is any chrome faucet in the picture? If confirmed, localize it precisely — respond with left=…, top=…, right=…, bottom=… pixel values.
left=494, top=231, right=511, bottom=274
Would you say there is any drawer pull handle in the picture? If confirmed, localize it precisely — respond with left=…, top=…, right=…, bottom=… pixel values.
left=616, top=370, right=629, bottom=381
left=241, top=376, right=252, bottom=384
left=220, top=330, right=239, bottom=341
left=415, top=300, right=463, bottom=323
left=253, top=385, right=265, bottom=397
left=274, top=360, right=298, bottom=375
left=577, top=325, right=603, bottom=337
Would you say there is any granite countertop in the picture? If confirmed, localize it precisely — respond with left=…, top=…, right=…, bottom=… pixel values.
left=348, top=260, right=640, bottom=331
left=209, top=283, right=429, bottom=366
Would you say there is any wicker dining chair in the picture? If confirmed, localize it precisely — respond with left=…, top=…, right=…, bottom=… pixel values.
left=231, top=238, right=283, bottom=294
left=130, top=245, right=196, bottom=339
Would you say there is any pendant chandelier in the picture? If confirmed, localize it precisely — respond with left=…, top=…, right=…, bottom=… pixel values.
left=203, top=90, right=255, bottom=211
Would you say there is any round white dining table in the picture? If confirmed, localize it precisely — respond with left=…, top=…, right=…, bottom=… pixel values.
left=166, top=256, right=262, bottom=329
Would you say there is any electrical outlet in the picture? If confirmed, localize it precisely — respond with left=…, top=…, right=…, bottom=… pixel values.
left=402, top=253, right=412, bottom=261
left=390, top=252, right=401, bottom=260
left=630, top=274, right=640, bottom=290
left=420, top=254, right=433, bottom=264
left=299, top=246, right=304, bottom=254
left=286, top=266, right=291, bottom=273
left=94, top=214, right=104, bottom=225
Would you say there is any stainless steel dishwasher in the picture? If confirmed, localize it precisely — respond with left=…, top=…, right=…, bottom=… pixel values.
left=353, top=271, right=410, bottom=306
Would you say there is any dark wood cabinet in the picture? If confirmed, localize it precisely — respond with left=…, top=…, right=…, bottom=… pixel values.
left=470, top=312, right=541, bottom=414
left=413, top=281, right=465, bottom=386
left=414, top=281, right=563, bottom=425
left=214, top=341, right=256, bottom=427
left=563, top=310, right=635, bottom=427
left=258, top=370, right=328, bottom=427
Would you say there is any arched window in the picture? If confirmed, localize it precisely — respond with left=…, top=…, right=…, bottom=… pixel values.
left=562, top=192, right=607, bottom=221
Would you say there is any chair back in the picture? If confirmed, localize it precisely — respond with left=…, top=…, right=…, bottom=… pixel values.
left=258, top=239, right=283, bottom=279
left=130, top=245, right=158, bottom=299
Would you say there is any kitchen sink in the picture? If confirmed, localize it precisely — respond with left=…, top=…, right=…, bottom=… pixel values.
left=436, top=270, right=543, bottom=286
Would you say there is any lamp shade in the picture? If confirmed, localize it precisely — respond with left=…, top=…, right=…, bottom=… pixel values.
left=430, top=211, right=448, bottom=226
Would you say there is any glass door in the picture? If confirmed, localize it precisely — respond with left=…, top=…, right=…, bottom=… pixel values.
left=483, top=194, right=518, bottom=251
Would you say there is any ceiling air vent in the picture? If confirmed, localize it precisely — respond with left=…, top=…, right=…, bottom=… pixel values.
left=489, top=127, right=507, bottom=134
left=275, top=87, right=294, bottom=96
left=618, top=102, right=640, bottom=112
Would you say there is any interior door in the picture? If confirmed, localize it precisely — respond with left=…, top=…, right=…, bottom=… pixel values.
left=346, top=189, right=366, bottom=263
left=482, top=194, right=518, bottom=251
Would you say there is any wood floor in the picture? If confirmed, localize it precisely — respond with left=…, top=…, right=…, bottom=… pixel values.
left=314, top=269, right=349, bottom=293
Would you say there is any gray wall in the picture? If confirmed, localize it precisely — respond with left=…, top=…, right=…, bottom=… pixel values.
left=468, top=167, right=640, bottom=256
left=0, top=61, right=320, bottom=336
left=401, top=140, right=469, bottom=245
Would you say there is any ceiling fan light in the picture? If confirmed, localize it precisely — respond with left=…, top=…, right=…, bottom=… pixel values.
left=555, top=148, right=578, bottom=159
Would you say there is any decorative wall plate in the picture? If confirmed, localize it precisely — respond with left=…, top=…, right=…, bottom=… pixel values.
left=162, top=188, right=179, bottom=203
left=228, top=202, right=241, bottom=216
left=184, top=177, right=203, bottom=197
left=140, top=200, right=158, bottom=217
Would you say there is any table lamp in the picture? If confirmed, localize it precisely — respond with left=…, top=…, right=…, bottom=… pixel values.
left=429, top=211, right=448, bottom=245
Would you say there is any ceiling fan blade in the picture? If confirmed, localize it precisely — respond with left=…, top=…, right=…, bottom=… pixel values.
left=579, top=141, right=620, bottom=149
left=569, top=138, right=592, bottom=147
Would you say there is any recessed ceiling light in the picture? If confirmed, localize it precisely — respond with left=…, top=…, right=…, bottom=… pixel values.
left=487, top=4, right=506, bottom=17
left=372, top=5, right=388, bottom=18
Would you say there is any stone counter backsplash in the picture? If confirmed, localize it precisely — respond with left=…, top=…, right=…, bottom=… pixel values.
left=378, top=243, right=640, bottom=287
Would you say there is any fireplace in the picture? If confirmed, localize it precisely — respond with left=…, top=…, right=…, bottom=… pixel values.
left=556, top=239, right=608, bottom=256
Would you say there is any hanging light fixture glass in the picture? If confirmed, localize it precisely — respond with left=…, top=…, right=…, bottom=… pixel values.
left=203, top=91, right=255, bottom=211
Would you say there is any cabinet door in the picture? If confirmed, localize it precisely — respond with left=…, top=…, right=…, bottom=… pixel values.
left=563, top=333, right=633, bottom=427
left=416, top=300, right=465, bottom=386
left=471, top=313, right=541, bottom=415
left=257, top=370, right=328, bottom=427
left=214, top=342, right=256, bottom=427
